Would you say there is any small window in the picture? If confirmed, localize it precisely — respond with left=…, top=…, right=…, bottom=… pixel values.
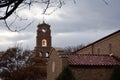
left=98, top=48, right=100, bottom=54
left=109, top=43, right=112, bottom=54
left=42, top=39, right=47, bottom=47
left=46, top=52, right=49, bottom=58
left=52, top=61, right=55, bottom=72
left=39, top=52, right=42, bottom=57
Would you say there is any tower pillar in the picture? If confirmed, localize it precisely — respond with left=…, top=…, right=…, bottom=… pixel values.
left=33, top=22, right=52, bottom=79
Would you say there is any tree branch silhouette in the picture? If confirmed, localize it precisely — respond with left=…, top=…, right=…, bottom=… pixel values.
left=0, top=0, right=65, bottom=31
left=0, top=0, right=108, bottom=31
left=0, top=0, right=24, bottom=20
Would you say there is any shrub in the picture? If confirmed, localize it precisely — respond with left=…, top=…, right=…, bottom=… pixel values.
left=56, top=66, right=76, bottom=80
left=110, top=66, right=120, bottom=80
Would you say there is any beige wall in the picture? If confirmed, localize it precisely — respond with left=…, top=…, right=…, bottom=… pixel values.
left=71, top=66, right=113, bottom=80
left=77, top=46, right=92, bottom=54
left=47, top=50, right=65, bottom=80
left=77, top=31, right=120, bottom=56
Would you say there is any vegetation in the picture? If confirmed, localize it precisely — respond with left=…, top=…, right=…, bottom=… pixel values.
left=110, top=66, right=120, bottom=80
left=0, top=0, right=69, bottom=31
left=0, top=0, right=108, bottom=32
left=56, top=66, right=76, bottom=80
left=0, top=46, right=41, bottom=80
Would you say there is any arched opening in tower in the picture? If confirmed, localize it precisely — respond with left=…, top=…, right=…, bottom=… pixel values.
left=39, top=52, right=43, bottom=57
left=46, top=52, right=49, bottom=58
left=42, top=39, right=47, bottom=47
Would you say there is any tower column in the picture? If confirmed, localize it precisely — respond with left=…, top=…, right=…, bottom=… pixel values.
left=33, top=22, right=52, bottom=80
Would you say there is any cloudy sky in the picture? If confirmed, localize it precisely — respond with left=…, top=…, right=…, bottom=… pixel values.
left=0, top=0, right=120, bottom=51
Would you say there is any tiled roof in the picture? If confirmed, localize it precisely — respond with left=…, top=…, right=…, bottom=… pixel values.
left=67, top=54, right=120, bottom=66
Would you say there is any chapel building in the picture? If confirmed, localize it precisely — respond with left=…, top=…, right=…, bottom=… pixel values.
left=76, top=30, right=120, bottom=56
left=47, top=29, right=120, bottom=80
left=33, top=22, right=120, bottom=80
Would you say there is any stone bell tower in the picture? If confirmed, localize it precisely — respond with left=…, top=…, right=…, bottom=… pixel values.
left=35, top=21, right=52, bottom=57
left=33, top=21, right=52, bottom=78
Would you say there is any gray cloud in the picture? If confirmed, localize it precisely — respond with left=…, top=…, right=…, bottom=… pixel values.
left=0, top=0, right=120, bottom=50
left=47, top=1, right=120, bottom=34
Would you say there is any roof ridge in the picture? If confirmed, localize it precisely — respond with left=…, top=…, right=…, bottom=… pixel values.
left=75, top=30, right=120, bottom=52
left=67, top=53, right=120, bottom=66
left=76, top=54, right=110, bottom=56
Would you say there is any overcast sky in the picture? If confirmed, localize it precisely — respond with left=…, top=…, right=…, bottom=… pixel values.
left=0, top=0, right=120, bottom=51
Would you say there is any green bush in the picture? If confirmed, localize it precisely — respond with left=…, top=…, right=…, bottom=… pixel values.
left=56, top=66, right=76, bottom=80
left=110, top=66, right=120, bottom=80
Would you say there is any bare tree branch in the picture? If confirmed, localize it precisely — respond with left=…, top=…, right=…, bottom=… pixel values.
left=8, top=15, right=17, bottom=27
left=0, top=0, right=66, bottom=31
left=0, top=0, right=17, bottom=7
left=42, top=0, right=50, bottom=14
left=4, top=19, right=34, bottom=32
left=0, top=0, right=24, bottom=20
left=0, top=0, right=109, bottom=32
left=18, top=20, right=34, bottom=32
left=102, top=0, right=108, bottom=5
left=73, top=0, right=76, bottom=4
left=4, top=19, right=15, bottom=32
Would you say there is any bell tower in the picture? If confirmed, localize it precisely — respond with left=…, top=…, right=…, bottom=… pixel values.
left=35, top=21, right=52, bottom=57
left=33, top=21, right=52, bottom=78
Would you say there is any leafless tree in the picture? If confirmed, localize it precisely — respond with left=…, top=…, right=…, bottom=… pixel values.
left=0, top=0, right=108, bottom=32
left=0, top=0, right=67, bottom=20
left=0, top=46, right=34, bottom=79
left=0, top=0, right=66, bottom=31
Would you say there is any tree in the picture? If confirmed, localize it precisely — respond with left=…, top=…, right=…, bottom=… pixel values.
left=0, top=46, right=48, bottom=80
left=0, top=0, right=65, bottom=20
left=56, top=66, right=76, bottom=80
left=8, top=65, right=42, bottom=80
left=110, top=66, right=120, bottom=80
left=0, top=0, right=66, bottom=32
left=0, top=46, right=33, bottom=79
left=0, top=0, right=108, bottom=32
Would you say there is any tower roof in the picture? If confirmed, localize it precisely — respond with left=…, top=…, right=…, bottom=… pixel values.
left=37, top=21, right=50, bottom=28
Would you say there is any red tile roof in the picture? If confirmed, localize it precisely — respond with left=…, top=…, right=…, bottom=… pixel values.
left=67, top=54, right=120, bottom=66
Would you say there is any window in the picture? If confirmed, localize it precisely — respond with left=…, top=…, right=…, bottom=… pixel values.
left=42, top=39, right=47, bottom=47
left=52, top=61, right=55, bottom=72
left=98, top=48, right=100, bottom=54
left=46, top=52, right=49, bottom=58
left=39, top=52, right=42, bottom=57
left=109, top=43, right=112, bottom=54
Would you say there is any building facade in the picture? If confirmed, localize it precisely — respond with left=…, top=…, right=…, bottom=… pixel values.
left=47, top=49, right=120, bottom=80
left=76, top=30, right=120, bottom=56
left=47, top=49, right=68, bottom=80
left=33, top=22, right=120, bottom=80
left=47, top=29, right=120, bottom=80
left=67, top=54, right=120, bottom=80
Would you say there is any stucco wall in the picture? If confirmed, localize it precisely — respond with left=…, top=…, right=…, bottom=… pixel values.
left=47, top=50, right=64, bottom=80
left=71, top=66, right=113, bottom=80
left=77, top=46, right=92, bottom=54
left=77, top=31, right=120, bottom=56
